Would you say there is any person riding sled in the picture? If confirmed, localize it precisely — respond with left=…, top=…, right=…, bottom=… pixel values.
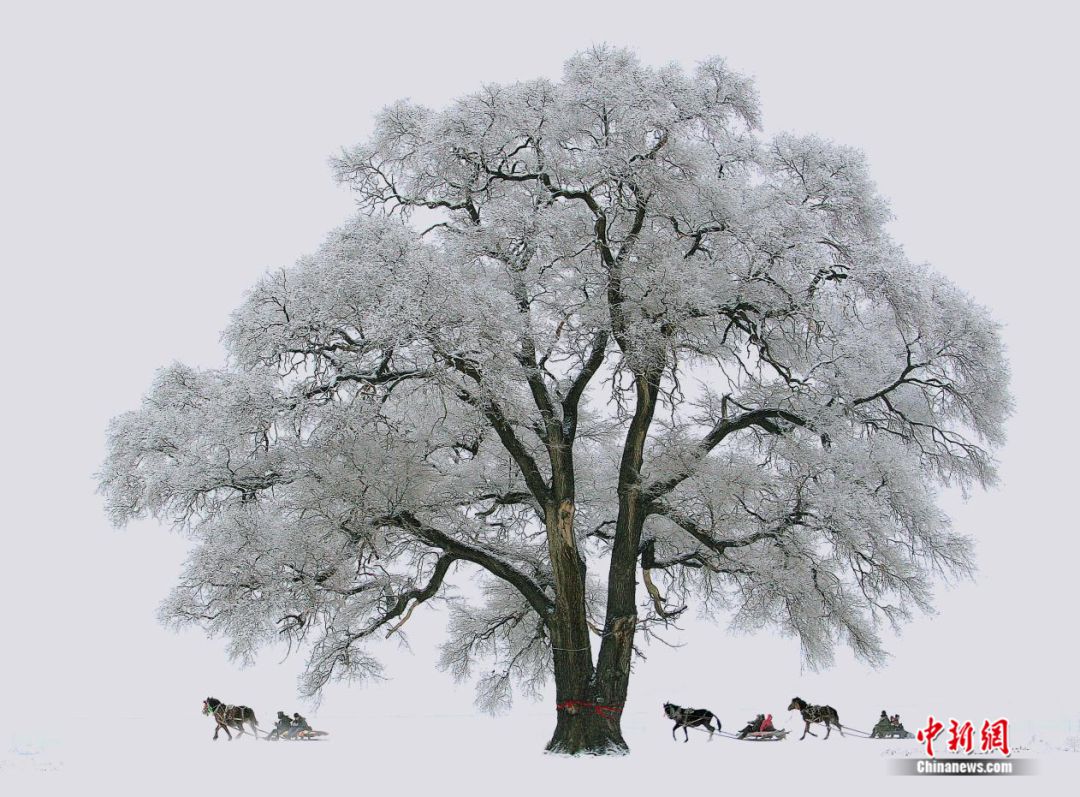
left=287, top=712, right=312, bottom=739
left=267, top=711, right=293, bottom=740
left=737, top=714, right=766, bottom=739
left=872, top=710, right=899, bottom=738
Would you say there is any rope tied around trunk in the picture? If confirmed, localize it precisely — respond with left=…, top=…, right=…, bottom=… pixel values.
left=556, top=699, right=623, bottom=719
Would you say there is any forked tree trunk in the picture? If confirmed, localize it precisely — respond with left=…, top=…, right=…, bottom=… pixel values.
left=543, top=516, right=651, bottom=754
left=542, top=491, right=628, bottom=754
left=545, top=374, right=659, bottom=755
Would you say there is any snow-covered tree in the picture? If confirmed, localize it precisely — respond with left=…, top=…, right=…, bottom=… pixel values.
left=99, top=47, right=1010, bottom=755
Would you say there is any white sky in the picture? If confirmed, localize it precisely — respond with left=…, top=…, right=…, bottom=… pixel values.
left=1, top=0, right=1078, bottom=744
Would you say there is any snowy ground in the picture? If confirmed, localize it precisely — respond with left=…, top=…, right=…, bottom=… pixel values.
left=4, top=712, right=1076, bottom=795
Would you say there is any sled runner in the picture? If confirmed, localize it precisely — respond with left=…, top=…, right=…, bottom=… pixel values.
left=273, top=729, right=329, bottom=740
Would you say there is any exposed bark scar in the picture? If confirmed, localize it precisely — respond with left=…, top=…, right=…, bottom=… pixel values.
left=558, top=499, right=576, bottom=547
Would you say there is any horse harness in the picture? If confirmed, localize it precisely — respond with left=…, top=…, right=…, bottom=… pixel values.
left=799, top=703, right=833, bottom=723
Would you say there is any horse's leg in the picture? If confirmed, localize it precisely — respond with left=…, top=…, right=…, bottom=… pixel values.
left=213, top=724, right=220, bottom=741
left=672, top=723, right=678, bottom=742
left=824, top=721, right=831, bottom=740
left=223, top=722, right=233, bottom=741
left=836, top=718, right=844, bottom=737
left=684, top=725, right=690, bottom=743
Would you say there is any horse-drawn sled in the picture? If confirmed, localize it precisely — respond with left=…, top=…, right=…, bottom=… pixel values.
left=203, top=699, right=330, bottom=741
left=663, top=703, right=790, bottom=742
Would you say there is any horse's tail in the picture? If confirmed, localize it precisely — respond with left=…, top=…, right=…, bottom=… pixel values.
left=711, top=711, right=721, bottom=733
left=829, top=706, right=842, bottom=728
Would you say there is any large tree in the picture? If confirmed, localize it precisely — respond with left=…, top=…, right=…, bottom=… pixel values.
left=100, top=47, right=1010, bottom=755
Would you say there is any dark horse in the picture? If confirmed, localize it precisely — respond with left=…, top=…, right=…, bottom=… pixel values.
left=203, top=697, right=259, bottom=740
left=788, top=697, right=843, bottom=740
left=663, top=702, right=721, bottom=742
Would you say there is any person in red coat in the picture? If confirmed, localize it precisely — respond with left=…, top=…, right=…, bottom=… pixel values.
left=760, top=713, right=775, bottom=732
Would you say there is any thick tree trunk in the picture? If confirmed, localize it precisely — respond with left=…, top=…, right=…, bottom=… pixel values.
left=545, top=677, right=627, bottom=755
left=545, top=373, right=660, bottom=754
left=546, top=614, right=627, bottom=754
left=538, top=350, right=658, bottom=754
left=542, top=493, right=629, bottom=754
left=542, top=438, right=630, bottom=755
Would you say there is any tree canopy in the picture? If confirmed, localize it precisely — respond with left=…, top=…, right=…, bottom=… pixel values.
left=100, top=46, right=1010, bottom=753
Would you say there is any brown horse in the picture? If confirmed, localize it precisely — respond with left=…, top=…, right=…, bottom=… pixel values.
left=788, top=697, right=843, bottom=740
left=203, top=697, right=260, bottom=740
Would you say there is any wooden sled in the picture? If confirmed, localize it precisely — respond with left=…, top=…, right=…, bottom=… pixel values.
left=738, top=728, right=788, bottom=741
left=272, top=730, right=329, bottom=740
left=869, top=726, right=913, bottom=739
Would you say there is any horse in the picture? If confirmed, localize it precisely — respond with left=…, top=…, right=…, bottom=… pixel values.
left=663, top=702, right=721, bottom=742
left=202, top=697, right=260, bottom=741
left=788, top=697, right=843, bottom=740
